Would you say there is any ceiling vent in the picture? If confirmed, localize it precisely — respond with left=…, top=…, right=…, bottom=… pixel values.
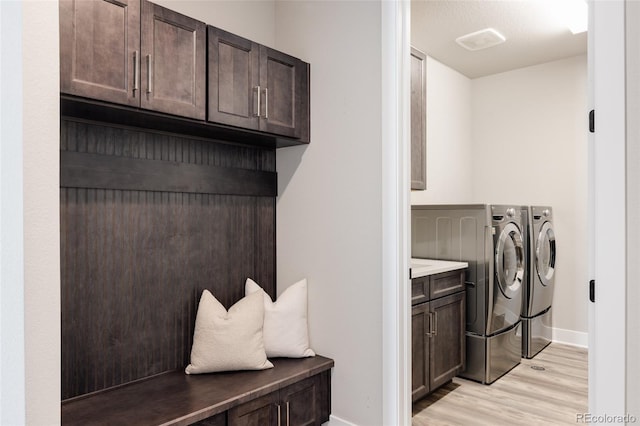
left=455, top=28, right=506, bottom=51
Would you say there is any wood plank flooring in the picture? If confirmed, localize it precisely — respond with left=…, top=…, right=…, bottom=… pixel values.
left=412, top=343, right=588, bottom=425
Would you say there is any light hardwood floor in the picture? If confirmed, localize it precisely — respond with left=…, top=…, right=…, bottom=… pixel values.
left=412, top=343, right=588, bottom=425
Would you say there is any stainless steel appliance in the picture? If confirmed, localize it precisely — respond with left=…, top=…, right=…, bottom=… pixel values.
left=521, top=206, right=556, bottom=358
left=412, top=204, right=525, bottom=384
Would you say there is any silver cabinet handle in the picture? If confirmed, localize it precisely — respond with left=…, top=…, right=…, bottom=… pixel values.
left=264, top=87, right=269, bottom=119
left=277, top=403, right=281, bottom=426
left=425, top=312, right=432, bottom=337
left=133, top=51, right=139, bottom=93
left=146, top=54, right=152, bottom=94
left=254, top=86, right=261, bottom=117
left=433, top=311, right=438, bottom=336
left=285, top=401, right=290, bottom=426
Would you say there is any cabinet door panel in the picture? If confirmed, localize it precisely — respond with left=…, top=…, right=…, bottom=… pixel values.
left=140, top=0, right=206, bottom=119
left=208, top=27, right=260, bottom=130
left=259, top=46, right=308, bottom=139
left=60, top=0, right=140, bottom=106
left=430, top=270, right=465, bottom=300
left=281, top=375, right=320, bottom=426
left=410, top=47, right=426, bottom=190
left=430, top=292, right=465, bottom=390
left=228, top=391, right=279, bottom=426
left=412, top=302, right=430, bottom=402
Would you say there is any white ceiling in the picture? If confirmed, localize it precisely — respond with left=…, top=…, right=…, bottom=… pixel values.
left=411, top=0, right=588, bottom=79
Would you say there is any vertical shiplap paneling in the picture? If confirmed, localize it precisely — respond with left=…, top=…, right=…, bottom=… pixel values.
left=61, top=120, right=276, bottom=399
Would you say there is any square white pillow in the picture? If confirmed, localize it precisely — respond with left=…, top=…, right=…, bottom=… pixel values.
left=245, top=278, right=315, bottom=358
left=185, top=289, right=273, bottom=374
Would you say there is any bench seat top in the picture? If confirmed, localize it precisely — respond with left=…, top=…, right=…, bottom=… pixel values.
left=62, top=355, right=334, bottom=426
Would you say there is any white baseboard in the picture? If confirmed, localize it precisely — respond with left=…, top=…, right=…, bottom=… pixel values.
left=552, top=327, right=588, bottom=348
left=323, top=414, right=359, bottom=426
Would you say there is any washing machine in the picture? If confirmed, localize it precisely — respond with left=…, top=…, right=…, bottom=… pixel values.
left=412, top=204, right=525, bottom=384
left=521, top=206, right=556, bottom=359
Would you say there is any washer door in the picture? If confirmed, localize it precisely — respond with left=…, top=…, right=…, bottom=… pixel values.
left=495, top=222, right=524, bottom=299
left=536, top=221, right=556, bottom=286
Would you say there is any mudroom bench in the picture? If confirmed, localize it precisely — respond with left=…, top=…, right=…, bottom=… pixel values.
left=62, top=355, right=333, bottom=426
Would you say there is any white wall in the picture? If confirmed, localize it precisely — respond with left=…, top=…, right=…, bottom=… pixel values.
left=1, top=1, right=26, bottom=423
left=471, top=55, right=589, bottom=339
left=410, top=56, right=473, bottom=205
left=22, top=1, right=61, bottom=424
left=152, top=0, right=276, bottom=47
left=274, top=2, right=384, bottom=425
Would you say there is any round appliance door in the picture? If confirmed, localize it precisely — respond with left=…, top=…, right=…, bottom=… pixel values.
left=495, top=222, right=525, bottom=299
left=536, top=221, right=556, bottom=286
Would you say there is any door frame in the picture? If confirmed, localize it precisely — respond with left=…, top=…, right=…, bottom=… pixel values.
left=589, top=0, right=627, bottom=416
left=381, top=0, right=411, bottom=425
left=395, top=0, right=631, bottom=421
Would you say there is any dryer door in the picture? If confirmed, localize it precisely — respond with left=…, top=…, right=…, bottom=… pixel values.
left=536, top=221, right=556, bottom=286
left=495, top=222, right=525, bottom=299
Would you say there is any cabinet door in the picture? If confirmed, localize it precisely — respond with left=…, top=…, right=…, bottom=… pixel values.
left=412, top=302, right=430, bottom=402
left=60, top=0, right=140, bottom=106
left=280, top=375, right=321, bottom=426
left=191, top=412, right=226, bottom=426
left=259, top=46, right=310, bottom=141
left=430, top=292, right=465, bottom=390
left=228, top=391, right=279, bottom=426
left=140, top=0, right=206, bottom=119
left=410, top=47, right=426, bottom=190
left=207, top=26, right=261, bottom=130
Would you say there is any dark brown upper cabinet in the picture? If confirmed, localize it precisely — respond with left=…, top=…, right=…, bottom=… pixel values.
left=140, top=1, right=206, bottom=119
left=60, top=0, right=206, bottom=120
left=60, top=0, right=140, bottom=107
left=208, top=26, right=310, bottom=143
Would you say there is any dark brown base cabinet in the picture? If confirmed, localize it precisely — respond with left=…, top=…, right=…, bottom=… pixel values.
left=227, top=375, right=325, bottom=426
left=411, top=270, right=466, bottom=402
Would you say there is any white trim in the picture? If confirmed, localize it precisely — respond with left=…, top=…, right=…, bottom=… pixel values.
left=381, top=0, right=411, bottom=425
left=591, top=0, right=627, bottom=416
left=626, top=0, right=640, bottom=419
left=552, top=327, right=588, bottom=348
left=586, top=0, right=596, bottom=414
left=326, top=414, right=359, bottom=426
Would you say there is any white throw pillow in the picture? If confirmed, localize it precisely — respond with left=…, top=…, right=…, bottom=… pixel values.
left=245, top=278, right=315, bottom=358
left=185, top=289, right=273, bottom=374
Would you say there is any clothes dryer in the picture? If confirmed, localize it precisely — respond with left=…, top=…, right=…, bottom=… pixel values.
left=521, top=206, right=556, bottom=358
left=412, top=204, right=525, bottom=384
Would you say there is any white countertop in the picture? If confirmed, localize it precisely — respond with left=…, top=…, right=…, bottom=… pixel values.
left=411, top=258, right=468, bottom=279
